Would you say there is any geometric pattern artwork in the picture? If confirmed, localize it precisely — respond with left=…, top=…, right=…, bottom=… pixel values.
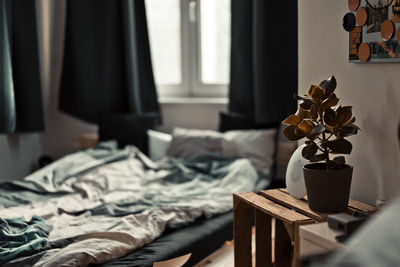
left=344, top=0, right=400, bottom=62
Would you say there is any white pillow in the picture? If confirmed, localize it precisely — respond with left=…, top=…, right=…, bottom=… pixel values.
left=221, top=129, right=276, bottom=176
left=167, top=127, right=277, bottom=175
left=147, top=130, right=172, bottom=161
left=166, top=128, right=223, bottom=158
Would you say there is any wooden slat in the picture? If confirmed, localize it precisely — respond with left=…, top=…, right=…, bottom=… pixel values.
left=279, top=188, right=290, bottom=194
left=283, top=221, right=294, bottom=241
left=278, top=188, right=377, bottom=214
left=255, top=210, right=272, bottom=267
left=292, top=222, right=300, bottom=267
left=260, top=189, right=328, bottom=222
left=233, top=196, right=252, bottom=267
left=234, top=192, right=312, bottom=224
left=275, top=219, right=292, bottom=267
left=348, top=199, right=377, bottom=213
left=292, top=220, right=315, bottom=267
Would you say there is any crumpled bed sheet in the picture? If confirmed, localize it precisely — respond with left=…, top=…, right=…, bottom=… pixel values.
left=0, top=142, right=259, bottom=266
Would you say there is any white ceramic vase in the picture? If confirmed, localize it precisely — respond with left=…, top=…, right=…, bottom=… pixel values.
left=285, top=144, right=308, bottom=199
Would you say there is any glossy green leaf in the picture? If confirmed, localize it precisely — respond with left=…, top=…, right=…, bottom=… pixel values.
left=296, top=107, right=311, bottom=120
left=345, top=123, right=360, bottom=130
left=319, top=76, right=337, bottom=99
left=298, top=120, right=313, bottom=136
left=327, top=139, right=353, bottom=154
left=319, top=93, right=339, bottom=113
left=310, top=154, right=327, bottom=162
left=324, top=108, right=337, bottom=127
left=333, top=156, right=346, bottom=165
left=300, top=100, right=314, bottom=110
left=302, top=143, right=318, bottom=160
left=337, top=106, right=353, bottom=126
left=282, top=114, right=301, bottom=125
left=308, top=85, right=325, bottom=100
left=283, top=125, right=303, bottom=141
left=310, top=104, right=318, bottom=120
left=339, top=126, right=358, bottom=137
left=310, top=124, right=325, bottom=139
left=294, top=127, right=306, bottom=137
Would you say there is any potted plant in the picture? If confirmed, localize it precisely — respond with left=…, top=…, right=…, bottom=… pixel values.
left=282, top=76, right=360, bottom=212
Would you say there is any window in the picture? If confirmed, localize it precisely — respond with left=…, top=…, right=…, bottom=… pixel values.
left=145, top=0, right=231, bottom=98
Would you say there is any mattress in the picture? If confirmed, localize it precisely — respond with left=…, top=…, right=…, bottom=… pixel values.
left=94, top=211, right=233, bottom=267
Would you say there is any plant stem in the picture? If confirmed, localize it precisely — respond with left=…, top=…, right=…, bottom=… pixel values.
left=321, top=132, right=330, bottom=170
left=318, top=100, right=330, bottom=170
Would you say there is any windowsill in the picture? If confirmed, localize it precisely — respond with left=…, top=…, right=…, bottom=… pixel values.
left=159, top=97, right=228, bottom=105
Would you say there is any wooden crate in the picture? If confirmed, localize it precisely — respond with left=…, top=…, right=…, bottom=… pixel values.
left=233, top=188, right=377, bottom=267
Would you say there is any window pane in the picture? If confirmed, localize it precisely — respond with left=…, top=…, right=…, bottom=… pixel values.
left=200, top=0, right=231, bottom=84
left=145, top=0, right=181, bottom=85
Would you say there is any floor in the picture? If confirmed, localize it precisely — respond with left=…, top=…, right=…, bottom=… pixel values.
left=195, top=222, right=276, bottom=267
left=194, top=240, right=239, bottom=267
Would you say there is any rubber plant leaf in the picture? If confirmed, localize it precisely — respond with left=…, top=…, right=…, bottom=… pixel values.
left=339, top=126, right=359, bottom=137
left=297, top=120, right=313, bottom=136
left=282, top=114, right=301, bottom=125
left=333, top=156, right=346, bottom=165
left=296, top=107, right=311, bottom=120
left=283, top=125, right=303, bottom=141
left=300, top=100, right=314, bottom=110
left=326, top=139, right=353, bottom=154
left=336, top=106, right=353, bottom=126
left=310, top=104, right=318, bottom=120
left=319, top=93, right=339, bottom=113
left=302, top=143, right=318, bottom=160
left=310, top=124, right=325, bottom=139
left=324, top=108, right=337, bottom=127
left=308, top=85, right=325, bottom=100
left=310, top=154, right=327, bottom=162
left=319, top=75, right=337, bottom=99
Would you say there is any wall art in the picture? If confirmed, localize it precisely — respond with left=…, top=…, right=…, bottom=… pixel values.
left=343, top=0, right=400, bottom=62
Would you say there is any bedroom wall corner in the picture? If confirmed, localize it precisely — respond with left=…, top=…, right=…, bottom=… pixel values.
left=299, top=0, right=400, bottom=205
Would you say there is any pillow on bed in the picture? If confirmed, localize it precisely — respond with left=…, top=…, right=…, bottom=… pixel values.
left=167, top=127, right=277, bottom=175
left=147, top=130, right=172, bottom=161
left=166, top=128, right=223, bottom=159
left=221, top=129, right=276, bottom=176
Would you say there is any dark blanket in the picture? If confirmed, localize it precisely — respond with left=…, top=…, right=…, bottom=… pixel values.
left=0, top=215, right=52, bottom=264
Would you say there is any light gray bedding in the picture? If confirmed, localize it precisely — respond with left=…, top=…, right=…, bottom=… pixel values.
left=0, top=141, right=260, bottom=266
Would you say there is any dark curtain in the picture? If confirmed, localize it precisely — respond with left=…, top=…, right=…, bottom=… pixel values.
left=0, top=0, right=44, bottom=133
left=59, top=0, right=161, bottom=124
left=228, top=0, right=297, bottom=126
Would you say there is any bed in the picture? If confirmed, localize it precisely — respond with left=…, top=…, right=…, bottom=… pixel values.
left=0, top=124, right=291, bottom=266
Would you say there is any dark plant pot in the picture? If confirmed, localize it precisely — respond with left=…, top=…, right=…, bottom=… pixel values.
left=303, top=163, right=353, bottom=213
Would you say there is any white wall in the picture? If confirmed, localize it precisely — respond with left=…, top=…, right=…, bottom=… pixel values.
left=159, top=102, right=226, bottom=133
left=299, top=0, right=400, bottom=204
left=0, top=0, right=225, bottom=182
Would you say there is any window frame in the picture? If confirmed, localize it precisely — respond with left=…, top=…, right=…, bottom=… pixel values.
left=151, top=0, right=229, bottom=98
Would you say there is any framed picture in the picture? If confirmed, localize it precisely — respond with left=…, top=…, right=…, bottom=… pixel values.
left=346, top=0, right=400, bottom=62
